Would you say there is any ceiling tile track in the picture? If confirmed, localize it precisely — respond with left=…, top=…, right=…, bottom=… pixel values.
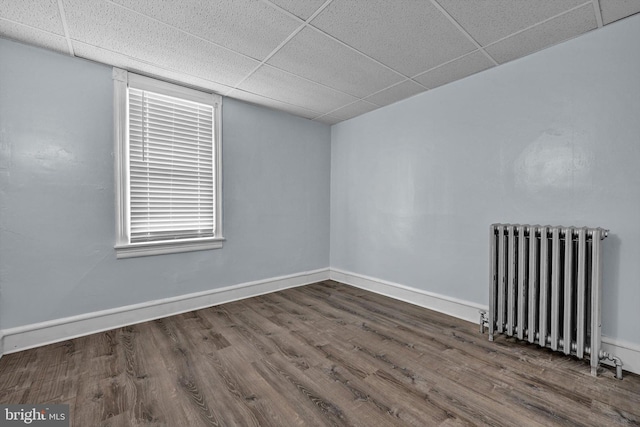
left=479, top=2, right=596, bottom=52
left=56, top=0, right=74, bottom=56
left=591, top=0, right=604, bottom=27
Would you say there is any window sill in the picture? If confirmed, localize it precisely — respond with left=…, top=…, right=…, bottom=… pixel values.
left=115, top=237, right=225, bottom=259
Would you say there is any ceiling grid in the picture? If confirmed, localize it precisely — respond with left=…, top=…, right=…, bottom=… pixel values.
left=430, top=0, right=499, bottom=67
left=1, top=0, right=639, bottom=124
left=55, top=0, right=74, bottom=56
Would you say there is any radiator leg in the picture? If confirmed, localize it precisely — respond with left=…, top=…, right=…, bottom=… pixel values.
left=480, top=310, right=494, bottom=341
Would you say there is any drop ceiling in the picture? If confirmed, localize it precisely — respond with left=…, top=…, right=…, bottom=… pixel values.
left=1, top=0, right=639, bottom=125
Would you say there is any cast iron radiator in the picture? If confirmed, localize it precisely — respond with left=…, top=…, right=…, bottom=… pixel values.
left=481, top=224, right=623, bottom=379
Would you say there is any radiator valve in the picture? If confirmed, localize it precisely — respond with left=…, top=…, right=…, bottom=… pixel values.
left=479, top=310, right=488, bottom=335
left=599, top=350, right=624, bottom=380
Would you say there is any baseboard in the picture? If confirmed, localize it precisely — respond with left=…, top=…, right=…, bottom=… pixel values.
left=0, top=268, right=330, bottom=356
left=329, top=268, right=640, bottom=376
left=329, top=268, right=486, bottom=324
left=3, top=266, right=638, bottom=377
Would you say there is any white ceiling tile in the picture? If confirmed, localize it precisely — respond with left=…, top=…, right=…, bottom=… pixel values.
left=600, top=0, right=640, bottom=25
left=364, top=80, right=426, bottom=107
left=436, top=0, right=586, bottom=46
left=314, top=115, right=342, bottom=125
left=267, top=27, right=403, bottom=98
left=4, top=0, right=639, bottom=124
left=229, top=89, right=321, bottom=120
left=311, top=0, right=475, bottom=76
left=329, top=100, right=379, bottom=121
left=267, top=0, right=327, bottom=20
left=485, top=4, right=597, bottom=64
left=62, top=0, right=259, bottom=87
left=109, top=0, right=301, bottom=61
left=0, top=0, right=64, bottom=35
left=237, top=65, right=357, bottom=113
left=413, top=51, right=494, bottom=89
left=0, top=20, right=69, bottom=54
left=73, top=42, right=232, bottom=95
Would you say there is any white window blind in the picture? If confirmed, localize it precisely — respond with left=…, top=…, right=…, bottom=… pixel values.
left=127, top=87, right=215, bottom=243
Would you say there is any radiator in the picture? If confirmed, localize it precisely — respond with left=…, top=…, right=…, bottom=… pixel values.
left=482, top=224, right=623, bottom=379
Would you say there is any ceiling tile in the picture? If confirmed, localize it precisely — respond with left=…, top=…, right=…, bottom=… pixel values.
left=0, top=20, right=69, bottom=54
left=413, top=51, right=494, bottom=89
left=0, top=0, right=64, bottom=35
left=485, top=4, right=597, bottom=64
left=237, top=65, right=357, bottom=113
left=329, top=100, right=379, bottom=121
left=436, top=0, right=586, bottom=46
left=73, top=41, right=232, bottom=95
left=310, top=0, right=476, bottom=76
left=62, top=0, right=259, bottom=87
left=364, top=80, right=426, bottom=107
left=267, top=27, right=403, bottom=98
left=228, top=89, right=321, bottom=120
left=313, top=115, right=342, bottom=125
left=109, top=0, right=301, bottom=61
left=267, top=0, right=327, bottom=20
left=600, top=0, right=640, bottom=25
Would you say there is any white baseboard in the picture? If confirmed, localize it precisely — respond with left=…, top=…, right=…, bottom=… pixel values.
left=329, top=268, right=486, bottom=324
left=329, top=268, right=640, bottom=376
left=0, top=268, right=330, bottom=356
left=3, top=266, right=638, bottom=377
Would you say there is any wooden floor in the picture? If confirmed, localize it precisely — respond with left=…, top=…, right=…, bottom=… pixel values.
left=1, top=281, right=639, bottom=426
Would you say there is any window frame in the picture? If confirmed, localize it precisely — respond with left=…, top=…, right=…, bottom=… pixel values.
left=113, top=68, right=224, bottom=259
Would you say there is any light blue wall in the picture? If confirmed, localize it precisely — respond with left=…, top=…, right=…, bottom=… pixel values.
left=0, top=38, right=330, bottom=329
left=3, top=14, right=640, bottom=348
left=331, top=15, right=640, bottom=345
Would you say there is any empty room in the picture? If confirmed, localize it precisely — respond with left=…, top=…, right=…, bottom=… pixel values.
left=1, top=0, right=639, bottom=425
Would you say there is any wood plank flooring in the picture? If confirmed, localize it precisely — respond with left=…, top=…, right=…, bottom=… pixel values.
left=1, top=280, right=639, bottom=426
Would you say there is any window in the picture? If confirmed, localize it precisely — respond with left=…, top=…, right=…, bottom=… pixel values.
left=113, top=68, right=223, bottom=258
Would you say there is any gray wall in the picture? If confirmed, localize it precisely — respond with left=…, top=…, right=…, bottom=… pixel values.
left=0, top=38, right=331, bottom=329
left=331, top=15, right=640, bottom=345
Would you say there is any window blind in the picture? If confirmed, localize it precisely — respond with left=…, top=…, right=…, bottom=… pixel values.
left=128, top=87, right=215, bottom=243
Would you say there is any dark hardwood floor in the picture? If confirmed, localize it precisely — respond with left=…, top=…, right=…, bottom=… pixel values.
left=1, top=280, right=639, bottom=426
